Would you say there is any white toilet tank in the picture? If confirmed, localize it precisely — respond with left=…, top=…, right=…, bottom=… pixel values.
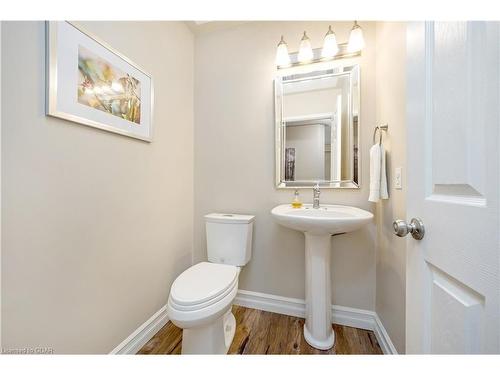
left=205, top=213, right=255, bottom=266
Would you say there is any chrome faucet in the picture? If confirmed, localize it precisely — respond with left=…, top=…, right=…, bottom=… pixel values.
left=313, top=182, right=321, bottom=209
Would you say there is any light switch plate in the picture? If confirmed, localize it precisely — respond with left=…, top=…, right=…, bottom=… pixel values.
left=394, top=167, right=402, bottom=189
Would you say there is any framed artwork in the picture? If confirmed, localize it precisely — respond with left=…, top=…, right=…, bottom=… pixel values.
left=46, top=21, right=154, bottom=142
left=285, top=147, right=296, bottom=181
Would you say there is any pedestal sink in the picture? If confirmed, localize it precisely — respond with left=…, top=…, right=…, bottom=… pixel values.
left=271, top=204, right=373, bottom=350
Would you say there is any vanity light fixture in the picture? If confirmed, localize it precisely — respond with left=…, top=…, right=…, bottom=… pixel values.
left=347, top=21, right=365, bottom=53
left=275, top=35, right=291, bottom=68
left=275, top=22, right=364, bottom=69
left=321, top=25, right=339, bottom=58
left=298, top=31, right=314, bottom=63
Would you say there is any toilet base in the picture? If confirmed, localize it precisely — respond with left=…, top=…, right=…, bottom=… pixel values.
left=181, top=308, right=236, bottom=354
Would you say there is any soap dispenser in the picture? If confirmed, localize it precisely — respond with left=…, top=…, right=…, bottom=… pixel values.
left=291, top=189, right=303, bottom=208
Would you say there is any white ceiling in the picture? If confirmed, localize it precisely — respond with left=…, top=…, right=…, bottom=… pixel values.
left=184, top=21, right=249, bottom=35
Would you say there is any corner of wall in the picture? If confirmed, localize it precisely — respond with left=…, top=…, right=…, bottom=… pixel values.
left=374, top=21, right=408, bottom=354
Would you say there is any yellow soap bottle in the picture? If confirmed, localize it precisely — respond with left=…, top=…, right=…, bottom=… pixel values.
left=291, top=189, right=303, bottom=208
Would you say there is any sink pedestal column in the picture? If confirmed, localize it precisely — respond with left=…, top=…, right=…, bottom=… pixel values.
left=304, top=233, right=335, bottom=350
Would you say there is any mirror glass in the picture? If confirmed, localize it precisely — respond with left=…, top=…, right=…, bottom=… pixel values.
left=275, top=65, right=360, bottom=188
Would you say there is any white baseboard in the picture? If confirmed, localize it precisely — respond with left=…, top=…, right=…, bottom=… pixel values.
left=110, top=305, right=169, bottom=354
left=234, top=289, right=398, bottom=354
left=235, top=290, right=306, bottom=318
left=373, top=313, right=398, bottom=355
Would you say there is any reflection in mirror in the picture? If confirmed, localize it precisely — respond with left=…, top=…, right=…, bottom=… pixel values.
left=275, top=65, right=360, bottom=188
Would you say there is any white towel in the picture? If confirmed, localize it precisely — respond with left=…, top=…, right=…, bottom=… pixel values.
left=368, top=144, right=389, bottom=202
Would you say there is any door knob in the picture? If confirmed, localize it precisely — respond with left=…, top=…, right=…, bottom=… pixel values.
left=393, top=218, right=425, bottom=240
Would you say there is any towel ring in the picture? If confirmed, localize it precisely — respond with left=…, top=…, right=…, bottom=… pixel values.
left=373, top=124, right=388, bottom=145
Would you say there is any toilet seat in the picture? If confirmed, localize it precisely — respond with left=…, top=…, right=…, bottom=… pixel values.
left=167, top=262, right=240, bottom=331
left=169, top=262, right=239, bottom=310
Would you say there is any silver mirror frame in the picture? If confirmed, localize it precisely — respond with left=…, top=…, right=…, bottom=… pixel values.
left=274, top=64, right=361, bottom=189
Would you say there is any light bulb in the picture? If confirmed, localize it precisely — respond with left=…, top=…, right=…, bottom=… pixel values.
left=298, top=31, right=313, bottom=63
left=347, top=21, right=365, bottom=53
left=275, top=35, right=291, bottom=68
left=321, top=25, right=339, bottom=59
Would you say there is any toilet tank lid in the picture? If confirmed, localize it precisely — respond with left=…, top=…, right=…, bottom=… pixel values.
left=205, top=213, right=255, bottom=224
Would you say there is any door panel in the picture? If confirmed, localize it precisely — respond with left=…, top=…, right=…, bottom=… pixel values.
left=406, top=21, right=499, bottom=354
left=429, top=264, right=484, bottom=354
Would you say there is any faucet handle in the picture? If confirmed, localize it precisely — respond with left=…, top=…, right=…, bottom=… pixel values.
left=312, top=182, right=321, bottom=209
left=313, top=182, right=321, bottom=197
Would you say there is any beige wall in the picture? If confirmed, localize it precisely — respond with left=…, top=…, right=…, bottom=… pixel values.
left=194, top=21, right=377, bottom=310
left=1, top=21, right=194, bottom=353
left=374, top=22, right=407, bottom=353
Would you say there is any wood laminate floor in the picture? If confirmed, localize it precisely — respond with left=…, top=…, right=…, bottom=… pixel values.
left=138, top=305, right=383, bottom=355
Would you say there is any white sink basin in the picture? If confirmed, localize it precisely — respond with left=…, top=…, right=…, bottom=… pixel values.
left=271, top=203, right=373, bottom=350
left=271, top=204, right=373, bottom=235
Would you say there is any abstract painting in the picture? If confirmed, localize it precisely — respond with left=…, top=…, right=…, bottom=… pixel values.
left=78, top=46, right=141, bottom=124
left=46, top=21, right=153, bottom=141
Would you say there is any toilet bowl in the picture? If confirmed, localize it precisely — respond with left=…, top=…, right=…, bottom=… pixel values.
left=167, top=262, right=240, bottom=354
left=167, top=213, right=254, bottom=354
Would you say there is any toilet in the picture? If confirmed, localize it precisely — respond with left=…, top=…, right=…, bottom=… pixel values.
left=167, top=213, right=254, bottom=354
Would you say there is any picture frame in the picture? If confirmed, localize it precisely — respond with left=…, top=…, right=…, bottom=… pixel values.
left=46, top=21, right=154, bottom=142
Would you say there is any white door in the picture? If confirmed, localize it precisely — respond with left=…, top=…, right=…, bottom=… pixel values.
left=405, top=21, right=500, bottom=354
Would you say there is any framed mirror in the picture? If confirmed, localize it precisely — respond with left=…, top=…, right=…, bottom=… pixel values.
left=275, top=64, right=360, bottom=188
